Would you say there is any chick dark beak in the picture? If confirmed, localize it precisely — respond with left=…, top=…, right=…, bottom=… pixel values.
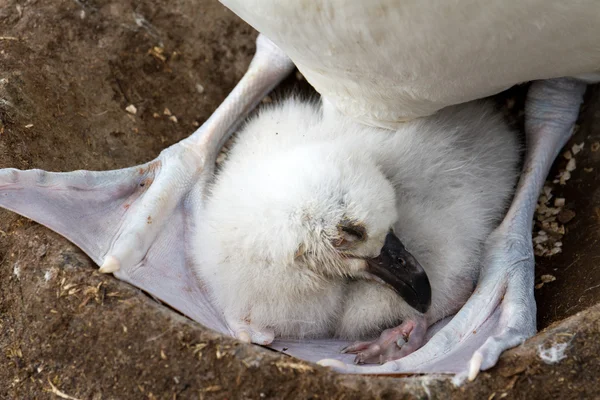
left=366, top=232, right=431, bottom=313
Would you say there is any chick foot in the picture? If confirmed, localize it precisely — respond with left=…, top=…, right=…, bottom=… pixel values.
left=227, top=317, right=275, bottom=345
left=342, top=318, right=427, bottom=364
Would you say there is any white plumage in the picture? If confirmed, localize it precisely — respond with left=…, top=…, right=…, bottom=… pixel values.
left=221, top=0, right=600, bottom=128
left=193, top=97, right=518, bottom=349
left=2, top=0, right=594, bottom=378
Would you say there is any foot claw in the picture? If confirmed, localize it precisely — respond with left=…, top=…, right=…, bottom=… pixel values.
left=99, top=255, right=120, bottom=274
left=340, top=341, right=371, bottom=354
left=396, top=336, right=407, bottom=347
left=468, top=352, right=483, bottom=381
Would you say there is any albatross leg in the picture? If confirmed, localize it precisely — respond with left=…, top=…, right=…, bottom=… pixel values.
left=94, top=34, right=294, bottom=275
left=461, top=78, right=587, bottom=379
left=318, top=78, right=587, bottom=378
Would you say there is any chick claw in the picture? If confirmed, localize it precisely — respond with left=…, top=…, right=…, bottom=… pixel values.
left=342, top=318, right=427, bottom=364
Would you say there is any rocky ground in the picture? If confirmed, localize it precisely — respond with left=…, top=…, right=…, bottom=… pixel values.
left=1, top=1, right=600, bottom=398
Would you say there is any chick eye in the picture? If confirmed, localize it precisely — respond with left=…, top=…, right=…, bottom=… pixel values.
left=333, top=221, right=367, bottom=248
left=341, top=225, right=366, bottom=241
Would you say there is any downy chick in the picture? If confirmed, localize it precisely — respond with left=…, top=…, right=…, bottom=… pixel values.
left=192, top=97, right=519, bottom=361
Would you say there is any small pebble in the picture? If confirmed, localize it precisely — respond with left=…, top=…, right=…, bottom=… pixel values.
left=169, top=115, right=178, bottom=123
left=535, top=274, right=560, bottom=289
left=125, top=104, right=137, bottom=115
left=559, top=170, right=571, bottom=185
left=549, top=247, right=562, bottom=255
left=533, top=235, right=548, bottom=244
left=571, top=142, right=584, bottom=155
left=163, top=108, right=172, bottom=116
left=541, top=274, right=557, bottom=283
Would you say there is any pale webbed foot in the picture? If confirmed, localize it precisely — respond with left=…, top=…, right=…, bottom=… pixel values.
left=97, top=142, right=211, bottom=275
left=464, top=228, right=537, bottom=379
left=342, top=317, right=427, bottom=364
left=96, top=34, right=294, bottom=277
left=0, top=34, right=294, bottom=336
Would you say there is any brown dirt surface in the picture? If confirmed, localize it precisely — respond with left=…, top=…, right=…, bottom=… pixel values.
left=1, top=1, right=600, bottom=399
left=534, top=87, right=600, bottom=329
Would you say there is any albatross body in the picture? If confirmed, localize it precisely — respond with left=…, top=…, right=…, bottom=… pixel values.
left=222, top=0, right=600, bottom=127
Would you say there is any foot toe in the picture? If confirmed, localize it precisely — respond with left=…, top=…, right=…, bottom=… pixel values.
left=340, top=341, right=372, bottom=354
left=468, top=327, right=529, bottom=380
left=346, top=319, right=427, bottom=365
left=230, top=321, right=274, bottom=346
left=250, top=328, right=275, bottom=345
left=99, top=255, right=120, bottom=273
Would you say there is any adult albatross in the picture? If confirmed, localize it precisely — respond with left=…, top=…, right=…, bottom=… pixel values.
left=0, top=0, right=598, bottom=381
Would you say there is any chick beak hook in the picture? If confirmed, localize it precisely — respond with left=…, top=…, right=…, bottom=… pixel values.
left=366, top=232, right=432, bottom=313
